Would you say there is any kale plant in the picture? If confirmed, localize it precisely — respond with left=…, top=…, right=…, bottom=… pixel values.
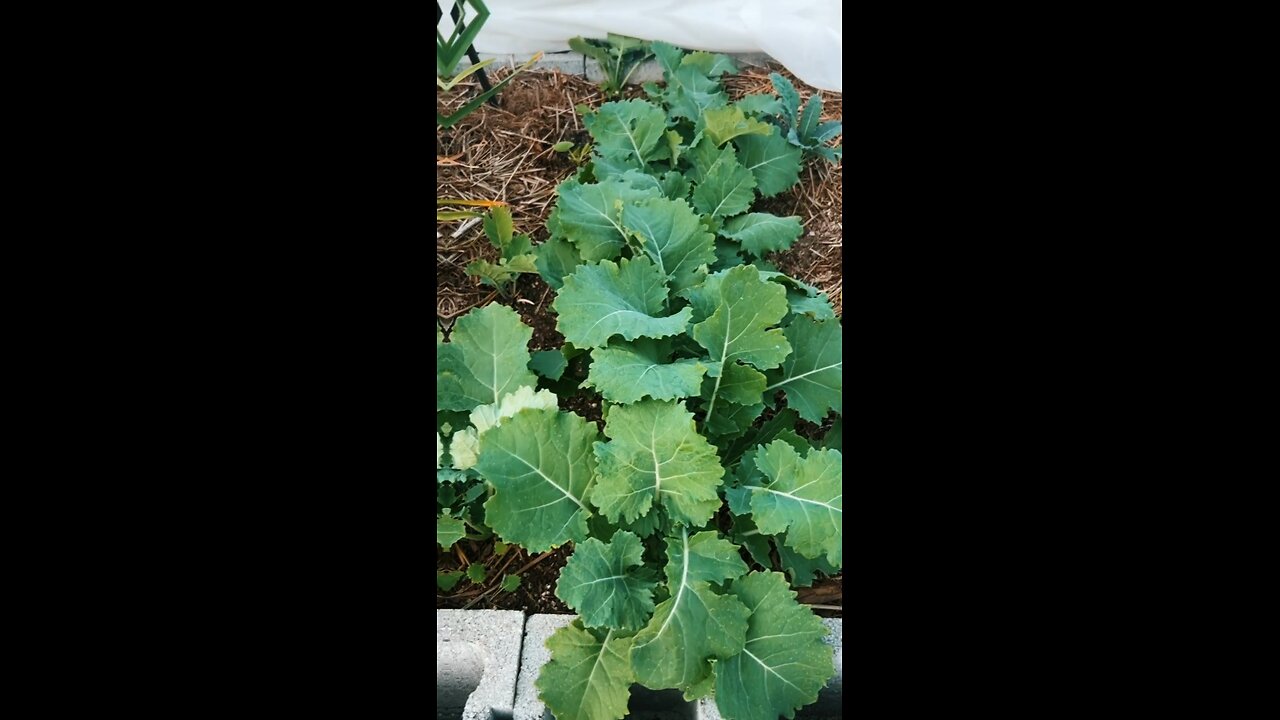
left=568, top=34, right=655, bottom=97
left=437, top=42, right=842, bottom=720
left=464, top=205, right=538, bottom=295
left=762, top=72, right=843, bottom=163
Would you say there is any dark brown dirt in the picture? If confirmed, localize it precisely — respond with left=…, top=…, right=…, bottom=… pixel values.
left=559, top=387, right=604, bottom=431
left=509, top=274, right=563, bottom=351
left=437, top=539, right=573, bottom=614
left=438, top=536, right=839, bottom=617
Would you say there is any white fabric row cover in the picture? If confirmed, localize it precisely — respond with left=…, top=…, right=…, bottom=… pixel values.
left=447, top=0, right=842, bottom=92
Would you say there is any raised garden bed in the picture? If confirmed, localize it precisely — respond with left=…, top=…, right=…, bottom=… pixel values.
left=438, top=41, right=843, bottom=720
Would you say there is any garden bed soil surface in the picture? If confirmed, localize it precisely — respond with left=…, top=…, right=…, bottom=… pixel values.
left=436, top=541, right=842, bottom=619
left=437, top=60, right=842, bottom=617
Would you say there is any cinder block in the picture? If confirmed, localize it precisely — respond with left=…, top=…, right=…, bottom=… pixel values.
left=696, top=618, right=842, bottom=720
left=438, top=609, right=526, bottom=720
left=513, top=614, right=575, bottom=720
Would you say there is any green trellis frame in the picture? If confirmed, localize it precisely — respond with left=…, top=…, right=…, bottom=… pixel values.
left=436, top=0, right=490, bottom=78
left=436, top=0, right=543, bottom=128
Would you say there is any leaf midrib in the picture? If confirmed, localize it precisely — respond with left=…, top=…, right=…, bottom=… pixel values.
left=757, top=486, right=841, bottom=513
left=499, top=448, right=588, bottom=511
left=635, top=526, right=689, bottom=647
left=579, top=629, right=615, bottom=717
left=764, top=362, right=841, bottom=392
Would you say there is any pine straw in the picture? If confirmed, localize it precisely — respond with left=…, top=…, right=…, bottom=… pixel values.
left=436, top=61, right=842, bottom=323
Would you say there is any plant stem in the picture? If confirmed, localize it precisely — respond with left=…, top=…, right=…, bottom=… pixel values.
left=703, top=371, right=724, bottom=428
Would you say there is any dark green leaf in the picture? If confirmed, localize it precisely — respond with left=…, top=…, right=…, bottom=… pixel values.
left=823, top=418, right=842, bottom=452
left=462, top=482, right=487, bottom=504
left=482, top=205, right=515, bottom=250
left=701, top=361, right=767, bottom=406
left=630, top=528, right=750, bottom=694
left=538, top=621, right=636, bottom=720
left=438, top=515, right=466, bottom=549
left=769, top=72, right=801, bottom=126
left=764, top=317, right=842, bottom=423
left=556, top=530, right=657, bottom=631
left=437, top=571, right=464, bottom=592
left=622, top=196, right=716, bottom=291
left=734, top=128, right=803, bottom=197
left=736, top=93, right=784, bottom=117
left=796, top=95, right=822, bottom=146
left=592, top=400, right=724, bottom=527
left=586, top=340, right=707, bottom=404
left=716, top=409, right=804, bottom=468
left=533, top=235, right=582, bottom=290
left=437, top=304, right=537, bottom=412
left=530, top=349, right=568, bottom=381
left=691, top=143, right=757, bottom=218
left=466, top=258, right=517, bottom=290
left=720, top=213, right=803, bottom=257
left=681, top=51, right=737, bottom=76
left=712, top=571, right=834, bottom=720
left=746, top=441, right=842, bottom=567
left=478, top=408, right=599, bottom=552
left=553, top=256, right=693, bottom=348
left=586, top=99, right=669, bottom=166
left=730, top=514, right=775, bottom=570
left=777, top=533, right=838, bottom=587
left=712, top=237, right=745, bottom=271
left=704, top=400, right=765, bottom=437
left=553, top=177, right=662, bottom=261
left=658, top=170, right=690, bottom=201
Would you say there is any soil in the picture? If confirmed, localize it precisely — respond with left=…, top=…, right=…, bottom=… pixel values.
left=437, top=539, right=573, bottom=613
left=437, top=536, right=841, bottom=619
left=438, top=59, right=843, bottom=617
